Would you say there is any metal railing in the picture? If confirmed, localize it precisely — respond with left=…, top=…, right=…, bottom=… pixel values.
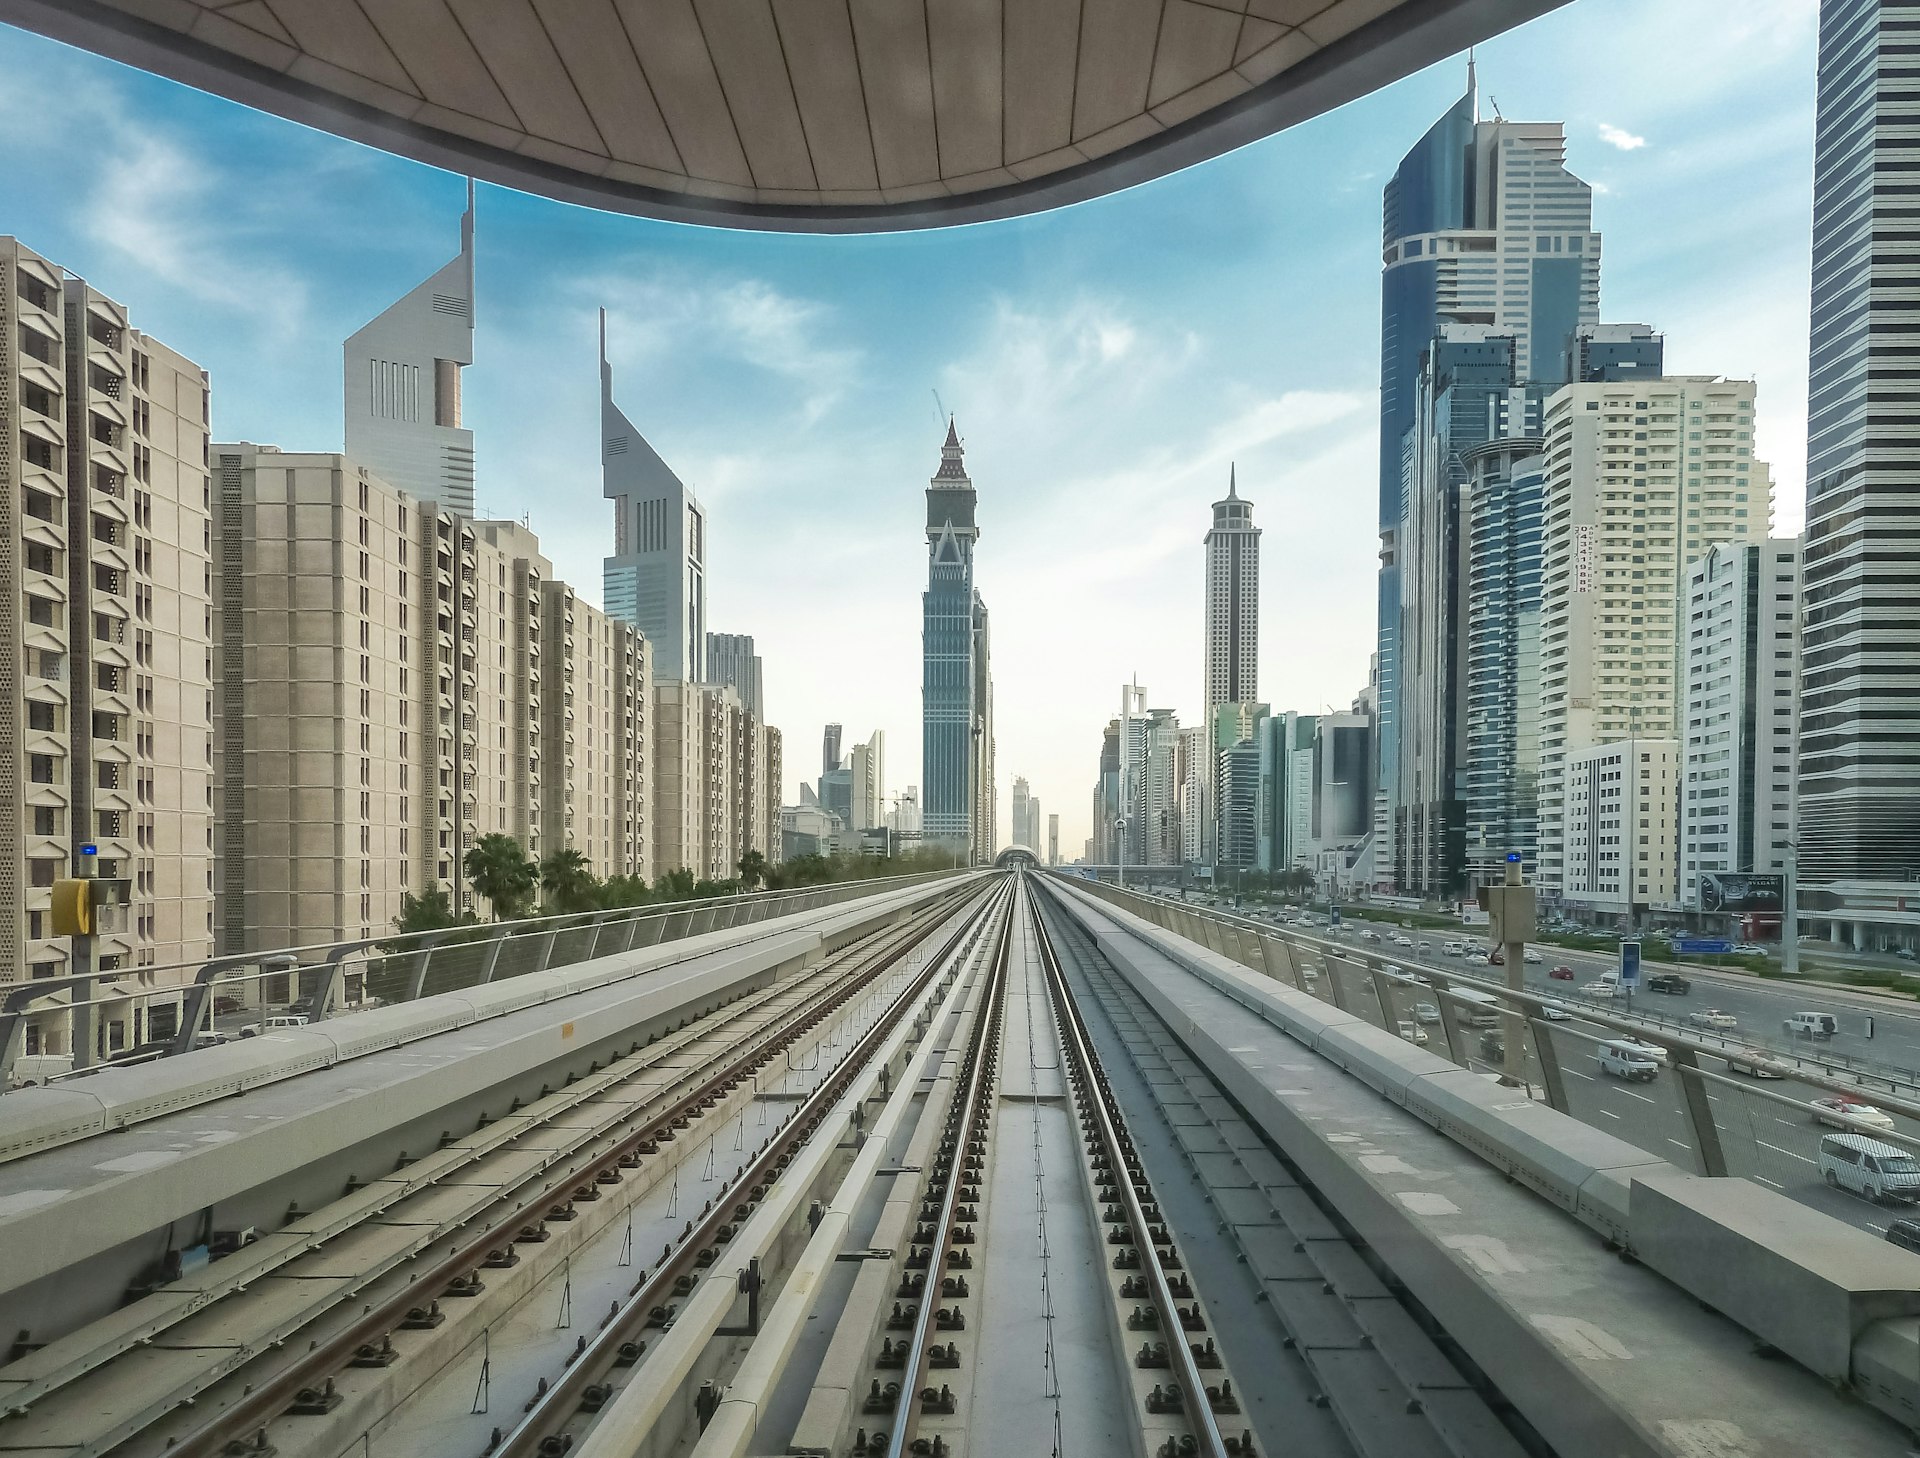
left=1067, top=878, right=1920, bottom=1236
left=0, top=870, right=965, bottom=1088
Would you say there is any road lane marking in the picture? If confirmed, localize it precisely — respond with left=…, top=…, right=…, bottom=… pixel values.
left=1621, top=1089, right=1658, bottom=1104
left=1564, top=1068, right=1595, bottom=1082
left=1600, top=1109, right=1621, bottom=1119
left=1756, top=1176, right=1784, bottom=1189
left=1667, top=1139, right=1692, bottom=1151
left=1756, top=1139, right=1815, bottom=1165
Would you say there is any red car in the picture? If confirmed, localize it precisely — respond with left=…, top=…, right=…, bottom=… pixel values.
left=1548, top=966, right=1575, bottom=981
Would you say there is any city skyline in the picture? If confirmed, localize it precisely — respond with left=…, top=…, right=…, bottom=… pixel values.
left=0, top=2, right=1820, bottom=855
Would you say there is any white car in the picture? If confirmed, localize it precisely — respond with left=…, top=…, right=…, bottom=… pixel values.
left=1538, top=1003, right=1573, bottom=1022
left=1397, top=1020, right=1429, bottom=1046
left=1614, top=1036, right=1670, bottom=1066
left=1417, top=941, right=1433, bottom=954
left=1686, top=1009, right=1739, bottom=1031
left=1464, top=953, right=1491, bottom=966
left=1813, top=1097, right=1898, bottom=1132
left=1358, top=930, right=1381, bottom=942
left=1393, top=935, right=1414, bottom=948
left=1523, top=949, right=1543, bottom=964
left=1580, top=977, right=1626, bottom=998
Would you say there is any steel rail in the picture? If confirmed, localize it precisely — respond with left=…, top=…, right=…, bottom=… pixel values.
left=1030, top=881, right=1232, bottom=1458
left=162, top=884, right=997, bottom=1458
left=489, top=881, right=1014, bottom=1458
left=882, top=882, right=1013, bottom=1458
left=3, top=891, right=973, bottom=1430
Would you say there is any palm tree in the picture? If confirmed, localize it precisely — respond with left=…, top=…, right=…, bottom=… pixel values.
left=737, top=850, right=769, bottom=890
left=465, top=834, right=537, bottom=921
left=539, top=847, right=598, bottom=914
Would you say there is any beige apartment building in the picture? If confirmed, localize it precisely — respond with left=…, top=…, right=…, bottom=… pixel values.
left=541, top=579, right=652, bottom=881
left=1536, top=376, right=1770, bottom=906
left=2, top=239, right=213, bottom=1058
left=653, top=679, right=780, bottom=882
left=1560, top=739, right=1682, bottom=915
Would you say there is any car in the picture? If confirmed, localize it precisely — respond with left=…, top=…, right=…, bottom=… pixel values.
left=1548, top=965, right=1575, bottom=981
left=1441, top=941, right=1466, bottom=957
left=1393, top=935, right=1414, bottom=948
left=1887, top=1218, right=1920, bottom=1252
left=1465, top=953, right=1491, bottom=966
left=1785, top=1012, right=1839, bottom=1040
left=1417, top=941, right=1432, bottom=953
left=1614, top=1036, right=1670, bottom=1066
left=1813, top=1097, right=1898, bottom=1132
left=1478, top=1030, right=1507, bottom=1064
left=1523, top=949, right=1543, bottom=964
left=1414, top=1002, right=1441, bottom=1025
left=1686, top=1009, right=1739, bottom=1031
left=1488, top=949, right=1506, bottom=966
left=1600, top=1040, right=1661, bottom=1080
left=1897, top=948, right=1918, bottom=963
left=1538, top=1002, right=1573, bottom=1021
left=1646, top=973, right=1692, bottom=995
left=1580, top=977, right=1625, bottom=998
left=1397, top=1020, right=1429, bottom=1047
left=1821, top=1134, right=1920, bottom=1202
left=1725, top=1049, right=1790, bottom=1079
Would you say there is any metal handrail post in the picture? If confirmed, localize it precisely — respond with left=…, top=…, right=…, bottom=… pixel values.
left=405, top=932, right=449, bottom=1002
left=477, top=924, right=512, bottom=985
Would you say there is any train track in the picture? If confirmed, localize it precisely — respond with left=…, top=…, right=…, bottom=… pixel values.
left=4, top=875, right=1541, bottom=1458
left=0, top=881, right=996, bottom=1458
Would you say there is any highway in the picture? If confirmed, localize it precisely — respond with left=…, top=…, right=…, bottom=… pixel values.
left=1195, top=900, right=1920, bottom=1241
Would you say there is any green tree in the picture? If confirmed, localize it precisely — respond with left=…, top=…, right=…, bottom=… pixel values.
left=389, top=886, right=466, bottom=939
left=539, top=846, right=599, bottom=914
left=655, top=866, right=697, bottom=901
left=737, top=850, right=769, bottom=889
left=465, top=833, right=537, bottom=921
left=597, top=873, right=652, bottom=909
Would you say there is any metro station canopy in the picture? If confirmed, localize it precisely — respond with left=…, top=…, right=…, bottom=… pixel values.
left=6, top=0, right=1561, bottom=231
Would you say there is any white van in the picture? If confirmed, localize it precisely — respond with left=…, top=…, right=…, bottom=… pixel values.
left=1820, top=1133, right=1920, bottom=1203
left=263, top=1015, right=310, bottom=1030
left=1599, top=1040, right=1660, bottom=1082
left=1441, top=941, right=1467, bottom=957
left=1450, top=988, right=1502, bottom=1028
left=1785, top=1011, right=1838, bottom=1040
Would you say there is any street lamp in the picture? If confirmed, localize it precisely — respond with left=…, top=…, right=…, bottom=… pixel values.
left=1783, top=839, right=1799, bottom=976
left=1115, top=815, right=1130, bottom=889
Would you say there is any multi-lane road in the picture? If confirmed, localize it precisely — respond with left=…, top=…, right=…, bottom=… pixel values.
left=1199, top=899, right=1920, bottom=1239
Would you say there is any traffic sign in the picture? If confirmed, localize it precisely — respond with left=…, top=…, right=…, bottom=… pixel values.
left=1619, top=940, right=1642, bottom=990
left=1672, top=937, right=1733, bottom=956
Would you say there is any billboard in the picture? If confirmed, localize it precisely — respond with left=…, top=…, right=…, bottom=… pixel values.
left=1699, top=873, right=1785, bottom=915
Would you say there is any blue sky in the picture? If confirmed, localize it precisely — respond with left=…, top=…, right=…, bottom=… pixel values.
left=0, top=1, right=1817, bottom=855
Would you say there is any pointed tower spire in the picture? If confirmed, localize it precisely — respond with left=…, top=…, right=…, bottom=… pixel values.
left=1466, top=47, right=1478, bottom=122
left=1228, top=462, right=1238, bottom=499
left=944, top=414, right=960, bottom=450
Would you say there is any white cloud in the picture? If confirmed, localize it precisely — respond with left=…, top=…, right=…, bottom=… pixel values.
left=1598, top=122, right=1647, bottom=151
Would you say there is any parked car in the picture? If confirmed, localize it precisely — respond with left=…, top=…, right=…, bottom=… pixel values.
left=1785, top=1012, right=1839, bottom=1040
left=1725, top=1049, right=1790, bottom=1079
left=1548, top=965, right=1575, bottom=981
left=1647, top=973, right=1692, bottom=995
left=1686, top=1009, right=1739, bottom=1031
left=212, top=995, right=243, bottom=1015
left=1814, top=1096, right=1898, bottom=1132
left=1820, top=1133, right=1920, bottom=1202
left=1897, top=948, right=1917, bottom=963
left=1600, top=1040, right=1660, bottom=1081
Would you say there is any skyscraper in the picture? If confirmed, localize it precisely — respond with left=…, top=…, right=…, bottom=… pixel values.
left=1203, top=467, right=1260, bottom=732
left=1378, top=71, right=1600, bottom=889
left=600, top=310, right=707, bottom=682
left=822, top=723, right=842, bottom=775
left=344, top=183, right=476, bottom=516
left=706, top=632, right=763, bottom=720
left=1011, top=777, right=1033, bottom=851
left=922, top=419, right=992, bottom=862
left=1800, top=0, right=1920, bottom=951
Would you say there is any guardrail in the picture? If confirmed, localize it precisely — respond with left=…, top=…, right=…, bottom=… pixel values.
left=0, top=870, right=966, bottom=1088
left=1065, top=878, right=1920, bottom=1233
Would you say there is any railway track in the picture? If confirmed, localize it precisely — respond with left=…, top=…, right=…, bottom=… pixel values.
left=2, top=875, right=1541, bottom=1458
left=0, top=881, right=998, bottom=1458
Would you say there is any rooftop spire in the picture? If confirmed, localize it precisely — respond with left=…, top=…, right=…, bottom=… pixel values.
left=944, top=414, right=960, bottom=450
left=1228, top=462, right=1237, bottom=499
left=933, top=415, right=970, bottom=484
left=1466, top=47, right=1478, bottom=122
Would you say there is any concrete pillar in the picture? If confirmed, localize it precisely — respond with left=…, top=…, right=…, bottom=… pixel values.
left=1671, top=1049, right=1730, bottom=1177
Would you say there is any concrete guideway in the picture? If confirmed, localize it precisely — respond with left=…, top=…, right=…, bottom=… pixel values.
left=1054, top=875, right=1920, bottom=1455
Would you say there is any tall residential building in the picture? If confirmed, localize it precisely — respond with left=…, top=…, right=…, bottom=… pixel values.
left=1047, top=813, right=1060, bottom=866
left=848, top=730, right=885, bottom=832
left=1682, top=539, right=1800, bottom=912
left=212, top=447, right=428, bottom=950
left=1219, top=738, right=1263, bottom=869
left=600, top=312, right=706, bottom=682
left=1800, top=0, right=1920, bottom=951
left=344, top=184, right=475, bottom=516
left=1177, top=724, right=1208, bottom=864
left=1560, top=739, right=1681, bottom=918
left=1378, top=72, right=1600, bottom=891
left=761, top=725, right=783, bottom=862
left=1093, top=719, right=1120, bottom=863
left=1011, top=777, right=1034, bottom=851
left=1461, top=438, right=1548, bottom=878
left=1535, top=376, right=1770, bottom=903
left=2, top=241, right=213, bottom=1056
left=922, top=419, right=992, bottom=862
left=541, top=578, right=653, bottom=881
left=1140, top=709, right=1182, bottom=865
left=706, top=632, right=763, bottom=720
left=822, top=723, right=842, bottom=774
left=1203, top=468, right=1260, bottom=726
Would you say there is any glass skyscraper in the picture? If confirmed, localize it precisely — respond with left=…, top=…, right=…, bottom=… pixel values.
left=1376, top=70, right=1599, bottom=889
left=922, top=420, right=992, bottom=861
left=1800, top=0, right=1920, bottom=948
